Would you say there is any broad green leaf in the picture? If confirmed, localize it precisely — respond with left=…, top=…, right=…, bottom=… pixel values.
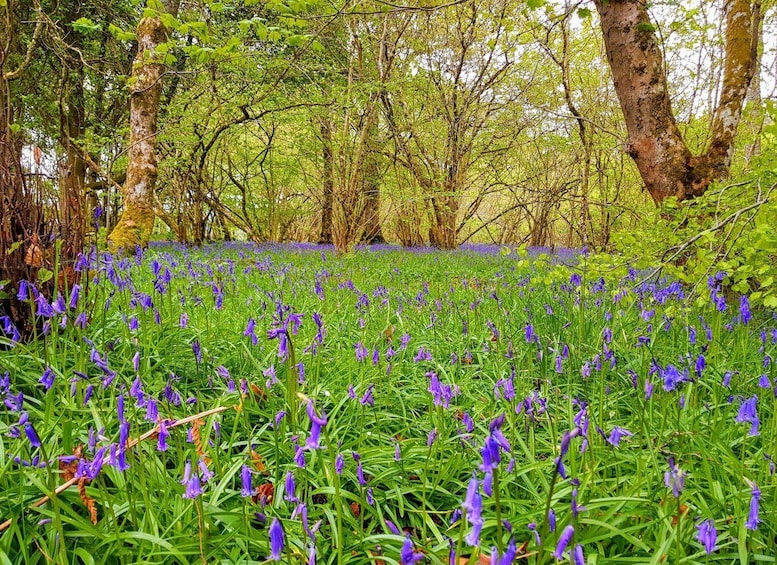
left=37, top=268, right=54, bottom=283
left=72, top=17, right=101, bottom=34
left=6, top=241, right=22, bottom=255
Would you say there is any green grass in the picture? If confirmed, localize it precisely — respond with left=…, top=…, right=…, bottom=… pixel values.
left=0, top=242, right=774, bottom=564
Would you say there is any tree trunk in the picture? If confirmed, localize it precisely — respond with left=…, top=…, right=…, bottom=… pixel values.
left=59, top=48, right=86, bottom=263
left=319, top=118, right=334, bottom=244
left=108, top=2, right=179, bottom=251
left=594, top=0, right=758, bottom=204
left=0, top=3, right=47, bottom=341
left=360, top=119, right=384, bottom=244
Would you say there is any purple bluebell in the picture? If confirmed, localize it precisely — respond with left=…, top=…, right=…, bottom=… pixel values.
left=240, top=465, right=254, bottom=497
left=305, top=401, right=327, bottom=450
left=528, top=522, right=541, bottom=545
left=552, top=525, right=574, bottom=560
left=355, top=342, right=368, bottom=362
left=664, top=458, right=685, bottom=498
left=360, top=385, right=374, bottom=407
left=462, top=474, right=483, bottom=546
left=192, top=341, right=202, bottom=364
left=736, top=396, right=759, bottom=436
left=154, top=419, right=169, bottom=451
left=25, top=423, right=42, bottom=448
left=181, top=460, right=202, bottom=499
left=198, top=459, right=213, bottom=483
left=572, top=544, right=585, bottom=565
left=39, top=368, right=54, bottom=390
left=67, top=284, right=81, bottom=310
left=294, top=444, right=306, bottom=468
left=696, top=519, right=717, bottom=554
left=606, top=426, right=633, bottom=447
left=284, top=471, right=298, bottom=502
left=746, top=484, right=761, bottom=530
left=400, top=535, right=424, bottom=564
left=740, top=295, right=752, bottom=325
left=269, top=517, right=284, bottom=561
left=357, top=461, right=367, bottom=486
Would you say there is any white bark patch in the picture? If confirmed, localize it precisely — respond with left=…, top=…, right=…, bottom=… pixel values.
left=132, top=180, right=147, bottom=200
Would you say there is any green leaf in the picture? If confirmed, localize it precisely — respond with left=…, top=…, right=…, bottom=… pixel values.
left=72, top=17, right=101, bottom=34
left=37, top=268, right=53, bottom=284
left=636, top=22, right=657, bottom=33
left=577, top=7, right=592, bottom=18
left=109, top=23, right=136, bottom=42
left=6, top=241, right=22, bottom=256
left=526, top=0, right=545, bottom=7
left=763, top=294, right=777, bottom=309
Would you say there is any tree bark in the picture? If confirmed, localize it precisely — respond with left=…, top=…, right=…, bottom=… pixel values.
left=0, top=2, right=47, bottom=341
left=594, top=0, right=758, bottom=204
left=108, top=2, right=179, bottom=251
left=359, top=118, right=385, bottom=244
left=59, top=14, right=86, bottom=262
left=319, top=118, right=334, bottom=244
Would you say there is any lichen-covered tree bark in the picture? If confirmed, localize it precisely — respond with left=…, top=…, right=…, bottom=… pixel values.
left=594, top=0, right=758, bottom=204
left=108, top=2, right=178, bottom=251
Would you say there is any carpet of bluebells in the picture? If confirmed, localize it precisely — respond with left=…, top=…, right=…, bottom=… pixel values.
left=0, top=242, right=775, bottom=564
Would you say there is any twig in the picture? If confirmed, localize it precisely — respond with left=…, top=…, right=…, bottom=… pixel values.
left=0, top=404, right=234, bottom=533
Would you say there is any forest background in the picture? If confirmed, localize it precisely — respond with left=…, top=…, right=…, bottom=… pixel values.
left=1, top=0, right=776, bottom=317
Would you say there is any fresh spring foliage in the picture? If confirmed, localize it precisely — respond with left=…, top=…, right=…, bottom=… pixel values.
left=0, top=243, right=776, bottom=563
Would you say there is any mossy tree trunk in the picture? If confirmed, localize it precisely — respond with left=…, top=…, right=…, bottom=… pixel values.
left=108, top=1, right=179, bottom=251
left=594, top=0, right=759, bottom=204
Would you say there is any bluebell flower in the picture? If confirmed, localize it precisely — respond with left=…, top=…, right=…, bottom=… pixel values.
left=305, top=401, right=327, bottom=450
left=181, top=460, right=202, bottom=499
left=230, top=468, right=253, bottom=504
left=462, top=474, right=483, bottom=546
left=357, top=461, right=367, bottom=486
left=294, top=444, right=306, bottom=468
left=360, top=385, right=374, bottom=407
left=284, top=471, right=298, bottom=502
left=696, top=519, right=717, bottom=554
left=400, top=535, right=424, bottom=564
left=572, top=544, right=585, bottom=565
left=664, top=458, right=685, bottom=498
left=351, top=343, right=367, bottom=364
left=606, top=426, right=633, bottom=447
left=269, top=517, right=284, bottom=561
left=552, top=525, right=574, bottom=560
left=157, top=420, right=169, bottom=451
left=746, top=484, right=761, bottom=530
left=548, top=508, right=556, bottom=532
left=740, top=295, right=752, bottom=325
left=735, top=396, right=759, bottom=436
left=25, top=423, right=42, bottom=448
left=39, top=368, right=54, bottom=390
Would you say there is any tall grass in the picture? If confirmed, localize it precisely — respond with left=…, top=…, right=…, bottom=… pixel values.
left=0, top=242, right=773, bottom=564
